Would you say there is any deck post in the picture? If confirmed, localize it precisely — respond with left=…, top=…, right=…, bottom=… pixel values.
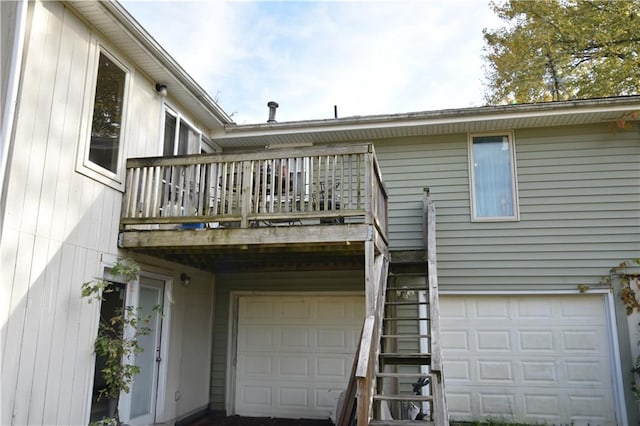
left=240, top=160, right=252, bottom=228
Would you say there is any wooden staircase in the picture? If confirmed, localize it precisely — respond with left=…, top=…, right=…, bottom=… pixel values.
left=370, top=191, right=448, bottom=425
left=369, top=259, right=447, bottom=425
left=338, top=190, right=448, bottom=425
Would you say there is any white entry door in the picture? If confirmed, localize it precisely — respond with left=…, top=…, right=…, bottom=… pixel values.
left=122, top=276, right=165, bottom=425
left=234, top=294, right=365, bottom=419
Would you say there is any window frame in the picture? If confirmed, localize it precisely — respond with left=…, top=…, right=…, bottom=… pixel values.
left=76, top=43, right=131, bottom=191
left=161, top=105, right=205, bottom=156
left=467, top=131, right=520, bottom=222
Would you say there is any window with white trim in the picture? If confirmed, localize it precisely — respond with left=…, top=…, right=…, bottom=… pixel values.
left=162, top=108, right=202, bottom=156
left=468, top=132, right=519, bottom=221
left=89, top=53, right=126, bottom=172
left=77, top=47, right=130, bottom=190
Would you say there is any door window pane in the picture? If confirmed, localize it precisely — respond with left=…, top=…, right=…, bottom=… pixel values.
left=163, top=113, right=177, bottom=156
left=89, top=53, right=126, bottom=173
left=470, top=134, right=518, bottom=220
left=130, top=279, right=164, bottom=419
left=177, top=119, right=198, bottom=155
left=163, top=111, right=201, bottom=156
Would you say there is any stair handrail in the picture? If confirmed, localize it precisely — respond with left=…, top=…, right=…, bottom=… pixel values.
left=423, top=188, right=449, bottom=425
left=355, top=314, right=376, bottom=425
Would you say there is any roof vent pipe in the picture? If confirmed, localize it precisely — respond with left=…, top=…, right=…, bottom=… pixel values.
left=267, top=101, right=279, bottom=123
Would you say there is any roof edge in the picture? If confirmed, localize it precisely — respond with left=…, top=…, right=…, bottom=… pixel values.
left=218, top=95, right=640, bottom=136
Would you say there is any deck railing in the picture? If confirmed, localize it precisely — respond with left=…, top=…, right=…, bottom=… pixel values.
left=121, top=144, right=387, bottom=235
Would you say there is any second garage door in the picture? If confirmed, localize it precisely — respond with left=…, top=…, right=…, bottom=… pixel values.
left=234, top=294, right=365, bottom=419
left=440, top=294, right=618, bottom=425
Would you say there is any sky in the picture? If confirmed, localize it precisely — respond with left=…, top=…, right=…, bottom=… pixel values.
left=121, top=1, right=505, bottom=124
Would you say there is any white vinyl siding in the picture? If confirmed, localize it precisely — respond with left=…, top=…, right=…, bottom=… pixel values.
left=373, top=124, right=640, bottom=290
left=0, top=2, right=211, bottom=425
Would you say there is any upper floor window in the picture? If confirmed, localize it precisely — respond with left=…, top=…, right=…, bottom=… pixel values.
left=468, top=133, right=519, bottom=221
left=77, top=46, right=130, bottom=190
left=163, top=109, right=201, bottom=156
left=89, top=53, right=127, bottom=173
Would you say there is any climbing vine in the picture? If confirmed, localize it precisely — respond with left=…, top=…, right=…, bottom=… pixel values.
left=602, top=259, right=640, bottom=398
left=81, top=258, right=157, bottom=425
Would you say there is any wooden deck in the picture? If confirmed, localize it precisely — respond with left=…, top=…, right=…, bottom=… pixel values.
left=119, top=144, right=388, bottom=266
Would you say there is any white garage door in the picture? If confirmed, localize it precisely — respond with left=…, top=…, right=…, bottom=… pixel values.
left=440, top=294, right=617, bottom=426
left=235, top=295, right=365, bottom=419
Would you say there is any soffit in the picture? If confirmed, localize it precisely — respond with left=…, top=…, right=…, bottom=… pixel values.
left=65, top=0, right=233, bottom=131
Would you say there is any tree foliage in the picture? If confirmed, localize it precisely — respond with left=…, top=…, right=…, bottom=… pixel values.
left=483, top=0, right=640, bottom=104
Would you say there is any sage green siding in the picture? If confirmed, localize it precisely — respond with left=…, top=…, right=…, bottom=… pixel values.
left=374, top=123, right=640, bottom=290
left=209, top=122, right=639, bottom=413
left=210, top=269, right=364, bottom=410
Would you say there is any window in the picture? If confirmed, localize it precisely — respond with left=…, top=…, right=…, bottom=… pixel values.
left=89, top=53, right=126, bottom=172
left=77, top=47, right=130, bottom=190
left=468, top=133, right=519, bottom=221
left=162, top=109, right=201, bottom=156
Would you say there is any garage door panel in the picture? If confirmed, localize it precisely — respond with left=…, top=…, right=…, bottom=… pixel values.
left=477, top=360, right=514, bottom=382
left=279, top=387, right=308, bottom=408
left=521, top=360, right=556, bottom=382
left=516, top=299, right=553, bottom=318
left=315, top=387, right=343, bottom=411
left=441, top=295, right=616, bottom=425
left=317, top=328, right=348, bottom=350
left=241, top=326, right=274, bottom=348
left=279, top=356, right=309, bottom=378
left=235, top=295, right=364, bottom=419
left=280, top=300, right=309, bottom=318
left=476, top=330, right=511, bottom=351
left=448, top=386, right=613, bottom=422
left=280, top=327, right=309, bottom=348
left=446, top=355, right=611, bottom=386
left=240, top=355, right=272, bottom=376
left=441, top=330, right=469, bottom=351
left=476, top=299, right=509, bottom=318
left=317, top=357, right=349, bottom=378
left=519, top=330, right=554, bottom=351
left=562, top=329, right=603, bottom=352
left=444, top=360, right=471, bottom=381
left=244, top=300, right=274, bottom=319
left=238, top=384, right=272, bottom=407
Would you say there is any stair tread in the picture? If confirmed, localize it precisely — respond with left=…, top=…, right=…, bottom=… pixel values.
left=381, top=352, right=431, bottom=357
left=380, top=353, right=431, bottom=366
left=383, top=317, right=429, bottom=321
left=389, top=272, right=426, bottom=276
left=370, top=421, right=434, bottom=425
left=387, top=288, right=428, bottom=292
left=373, top=394, right=433, bottom=401
left=377, top=372, right=432, bottom=378
left=381, top=334, right=431, bottom=338
left=385, top=301, right=429, bottom=306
